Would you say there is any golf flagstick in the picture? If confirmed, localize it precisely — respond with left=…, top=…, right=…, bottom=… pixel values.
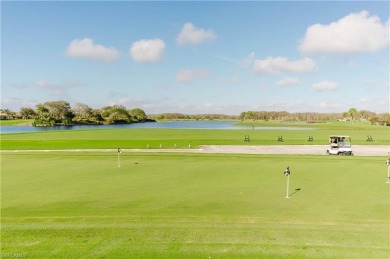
left=284, top=166, right=291, bottom=198
left=387, top=166, right=390, bottom=183
left=118, top=148, right=122, bottom=168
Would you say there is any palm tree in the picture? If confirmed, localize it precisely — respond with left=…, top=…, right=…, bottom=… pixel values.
left=348, top=108, right=358, bottom=122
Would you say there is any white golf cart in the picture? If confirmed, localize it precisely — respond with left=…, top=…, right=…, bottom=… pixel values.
left=326, top=135, right=353, bottom=156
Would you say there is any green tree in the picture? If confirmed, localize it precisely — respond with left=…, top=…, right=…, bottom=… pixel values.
left=347, top=108, right=358, bottom=121
left=369, top=115, right=379, bottom=125
left=0, top=109, right=15, bottom=120
left=378, top=113, right=390, bottom=126
left=358, top=110, right=375, bottom=120
left=32, top=104, right=56, bottom=126
left=129, top=108, right=147, bottom=122
left=19, top=107, right=37, bottom=119
left=72, top=103, right=98, bottom=124
left=101, top=105, right=132, bottom=124
left=43, top=100, right=74, bottom=124
left=32, top=101, right=74, bottom=126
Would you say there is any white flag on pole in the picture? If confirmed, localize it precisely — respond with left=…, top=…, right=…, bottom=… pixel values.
left=284, top=166, right=290, bottom=176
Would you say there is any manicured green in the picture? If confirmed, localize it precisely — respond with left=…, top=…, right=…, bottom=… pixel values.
left=0, top=119, right=33, bottom=126
left=1, top=152, right=389, bottom=258
left=1, top=122, right=389, bottom=150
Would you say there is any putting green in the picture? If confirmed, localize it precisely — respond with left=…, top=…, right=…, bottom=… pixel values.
left=1, top=152, right=388, bottom=258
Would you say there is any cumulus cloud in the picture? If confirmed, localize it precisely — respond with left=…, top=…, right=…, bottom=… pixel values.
left=299, top=11, right=390, bottom=54
left=176, top=23, right=217, bottom=46
left=65, top=38, right=119, bottom=62
left=130, top=38, right=165, bottom=63
left=276, top=77, right=301, bottom=87
left=253, top=56, right=316, bottom=75
left=312, top=80, right=338, bottom=91
left=175, top=69, right=210, bottom=83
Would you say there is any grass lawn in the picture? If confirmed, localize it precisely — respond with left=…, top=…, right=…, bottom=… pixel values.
left=0, top=119, right=33, bottom=126
left=1, top=152, right=389, bottom=258
left=1, top=123, right=389, bottom=150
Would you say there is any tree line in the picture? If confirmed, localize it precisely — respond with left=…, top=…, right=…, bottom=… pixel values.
left=1, top=102, right=389, bottom=126
left=240, top=108, right=390, bottom=125
left=148, top=113, right=239, bottom=121
left=0, top=100, right=150, bottom=126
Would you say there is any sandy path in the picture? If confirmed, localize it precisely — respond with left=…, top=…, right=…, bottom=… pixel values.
left=2, top=145, right=389, bottom=156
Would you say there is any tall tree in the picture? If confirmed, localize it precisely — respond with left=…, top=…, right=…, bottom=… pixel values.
left=32, top=104, right=55, bottom=126
left=32, top=101, right=74, bottom=125
left=347, top=108, right=358, bottom=121
left=19, top=107, right=37, bottom=119
left=101, top=105, right=132, bottom=124
left=43, top=100, right=74, bottom=125
left=0, top=109, right=15, bottom=120
left=129, top=108, right=147, bottom=122
left=72, top=103, right=96, bottom=124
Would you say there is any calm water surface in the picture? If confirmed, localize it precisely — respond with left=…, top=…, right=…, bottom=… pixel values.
left=0, top=121, right=314, bottom=134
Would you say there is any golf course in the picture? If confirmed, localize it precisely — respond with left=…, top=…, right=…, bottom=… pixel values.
left=1, top=121, right=389, bottom=258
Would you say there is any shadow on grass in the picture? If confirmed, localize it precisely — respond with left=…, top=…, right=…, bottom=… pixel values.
left=289, top=188, right=301, bottom=197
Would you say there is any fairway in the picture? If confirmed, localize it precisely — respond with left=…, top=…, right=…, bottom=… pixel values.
left=1, top=123, right=389, bottom=150
left=1, top=152, right=388, bottom=258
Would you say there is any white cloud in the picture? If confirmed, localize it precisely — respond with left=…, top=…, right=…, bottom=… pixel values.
left=358, top=97, right=368, bottom=103
left=276, top=77, right=301, bottom=87
left=299, top=11, right=390, bottom=54
left=175, top=69, right=210, bottom=83
left=319, top=101, right=342, bottom=110
left=0, top=98, right=38, bottom=111
left=253, top=56, right=316, bottom=75
left=130, top=38, right=165, bottom=63
left=312, top=80, right=338, bottom=91
left=65, top=38, right=119, bottom=62
left=176, top=23, right=217, bottom=46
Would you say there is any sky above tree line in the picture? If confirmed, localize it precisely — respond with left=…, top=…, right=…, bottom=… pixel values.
left=1, top=1, right=389, bottom=115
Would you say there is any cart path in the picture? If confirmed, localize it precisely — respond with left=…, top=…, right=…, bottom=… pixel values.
left=200, top=145, right=389, bottom=156
left=1, top=145, right=389, bottom=156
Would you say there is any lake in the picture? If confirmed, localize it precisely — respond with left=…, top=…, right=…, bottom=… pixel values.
left=0, top=121, right=314, bottom=134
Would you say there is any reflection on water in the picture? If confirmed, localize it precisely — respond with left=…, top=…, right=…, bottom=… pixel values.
left=0, top=121, right=314, bottom=134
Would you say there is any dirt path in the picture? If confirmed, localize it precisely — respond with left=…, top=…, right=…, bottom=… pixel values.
left=2, top=145, right=389, bottom=156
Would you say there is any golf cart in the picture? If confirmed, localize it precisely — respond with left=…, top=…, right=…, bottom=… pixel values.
left=326, top=135, right=353, bottom=156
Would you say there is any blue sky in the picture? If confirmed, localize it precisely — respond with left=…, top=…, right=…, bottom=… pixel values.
left=1, top=1, right=389, bottom=115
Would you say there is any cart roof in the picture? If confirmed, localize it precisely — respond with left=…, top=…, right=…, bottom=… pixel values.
left=329, top=135, right=350, bottom=138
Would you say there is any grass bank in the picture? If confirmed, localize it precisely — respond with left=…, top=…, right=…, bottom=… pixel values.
left=0, top=119, right=33, bottom=126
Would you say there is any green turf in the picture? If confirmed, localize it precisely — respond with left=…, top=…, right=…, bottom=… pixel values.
left=1, top=152, right=389, bottom=258
left=1, top=122, right=389, bottom=150
left=0, top=119, right=33, bottom=126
